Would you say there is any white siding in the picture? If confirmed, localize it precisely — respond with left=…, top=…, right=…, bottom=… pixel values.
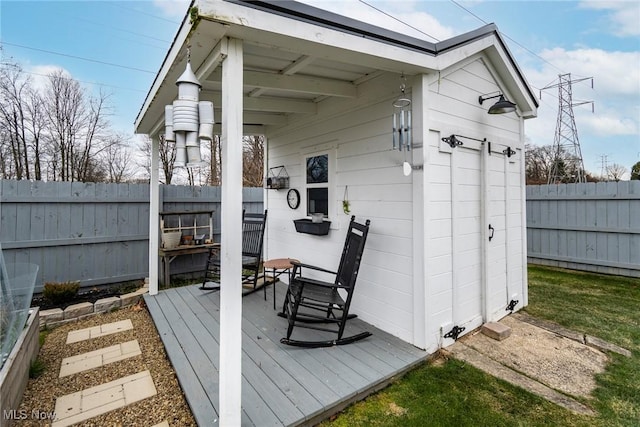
left=265, top=73, right=416, bottom=343
left=264, top=56, right=528, bottom=350
left=425, top=56, right=525, bottom=347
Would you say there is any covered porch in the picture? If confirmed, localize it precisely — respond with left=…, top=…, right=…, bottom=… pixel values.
left=144, top=282, right=428, bottom=426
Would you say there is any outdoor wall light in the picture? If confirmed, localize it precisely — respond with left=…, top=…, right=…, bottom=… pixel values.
left=478, top=92, right=517, bottom=114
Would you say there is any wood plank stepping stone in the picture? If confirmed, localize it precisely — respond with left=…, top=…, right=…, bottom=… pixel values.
left=59, top=340, right=142, bottom=377
left=66, top=319, right=133, bottom=344
left=52, top=370, right=157, bottom=427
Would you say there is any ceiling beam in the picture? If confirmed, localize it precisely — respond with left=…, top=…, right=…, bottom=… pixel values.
left=250, top=54, right=315, bottom=98
left=200, top=91, right=317, bottom=114
left=205, top=69, right=357, bottom=97
left=195, top=38, right=228, bottom=81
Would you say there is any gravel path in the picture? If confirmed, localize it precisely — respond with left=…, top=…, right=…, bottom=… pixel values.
left=16, top=301, right=196, bottom=426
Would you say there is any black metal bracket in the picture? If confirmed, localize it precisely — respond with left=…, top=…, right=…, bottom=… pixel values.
left=506, top=299, right=519, bottom=312
left=442, top=134, right=463, bottom=148
left=488, top=224, right=495, bottom=241
left=444, top=325, right=466, bottom=341
left=503, top=147, right=516, bottom=158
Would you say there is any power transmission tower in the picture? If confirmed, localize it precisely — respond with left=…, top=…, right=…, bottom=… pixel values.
left=541, top=73, right=593, bottom=184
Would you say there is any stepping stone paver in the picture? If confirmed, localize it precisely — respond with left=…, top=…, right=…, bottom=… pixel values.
left=52, top=370, right=157, bottom=427
left=59, top=340, right=142, bottom=377
left=66, top=319, right=133, bottom=344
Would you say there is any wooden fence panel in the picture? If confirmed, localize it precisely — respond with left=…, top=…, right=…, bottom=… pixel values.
left=526, top=181, right=640, bottom=277
left=0, top=180, right=263, bottom=291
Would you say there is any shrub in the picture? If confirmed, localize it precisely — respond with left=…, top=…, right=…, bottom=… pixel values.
left=29, top=358, right=46, bottom=378
left=42, top=281, right=80, bottom=305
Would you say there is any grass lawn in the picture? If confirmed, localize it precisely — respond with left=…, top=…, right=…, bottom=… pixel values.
left=322, top=265, right=639, bottom=427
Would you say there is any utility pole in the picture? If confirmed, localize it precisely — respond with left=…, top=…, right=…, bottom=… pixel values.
left=541, top=73, right=593, bottom=184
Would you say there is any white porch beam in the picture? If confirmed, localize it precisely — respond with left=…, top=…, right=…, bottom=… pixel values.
left=219, top=37, right=243, bottom=426
left=148, top=136, right=160, bottom=296
left=204, top=69, right=357, bottom=97
left=201, top=92, right=317, bottom=114
left=195, top=38, right=228, bottom=81
left=249, top=54, right=315, bottom=98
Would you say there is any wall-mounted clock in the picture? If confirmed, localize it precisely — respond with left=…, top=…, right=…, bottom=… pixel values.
left=287, top=188, right=300, bottom=209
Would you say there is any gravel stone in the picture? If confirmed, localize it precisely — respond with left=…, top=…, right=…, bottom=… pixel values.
left=16, top=303, right=196, bottom=426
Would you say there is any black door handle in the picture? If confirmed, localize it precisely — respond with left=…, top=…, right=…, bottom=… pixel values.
left=488, top=224, right=495, bottom=241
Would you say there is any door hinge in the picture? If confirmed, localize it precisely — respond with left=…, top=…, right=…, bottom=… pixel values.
left=506, top=299, right=519, bottom=312
left=503, top=147, right=516, bottom=157
left=444, top=325, right=466, bottom=341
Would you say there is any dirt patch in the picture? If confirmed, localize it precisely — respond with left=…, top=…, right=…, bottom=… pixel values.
left=459, top=316, right=609, bottom=398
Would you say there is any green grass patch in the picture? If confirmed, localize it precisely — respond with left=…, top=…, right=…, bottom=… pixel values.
left=324, top=265, right=640, bottom=426
left=525, top=265, right=640, bottom=426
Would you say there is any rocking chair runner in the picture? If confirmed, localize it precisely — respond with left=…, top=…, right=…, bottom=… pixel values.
left=201, top=210, right=268, bottom=292
left=279, top=215, right=371, bottom=347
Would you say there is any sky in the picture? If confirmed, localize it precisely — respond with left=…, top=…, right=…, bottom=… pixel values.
left=1, top=0, right=639, bottom=179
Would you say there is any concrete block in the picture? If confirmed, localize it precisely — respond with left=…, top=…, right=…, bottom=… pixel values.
left=481, top=322, right=512, bottom=341
left=585, top=335, right=632, bottom=357
left=40, top=308, right=64, bottom=325
left=94, top=296, right=121, bottom=313
left=64, top=302, right=94, bottom=320
left=119, top=292, right=142, bottom=307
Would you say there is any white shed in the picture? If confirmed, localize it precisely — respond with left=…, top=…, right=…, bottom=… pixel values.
left=135, top=0, right=538, bottom=354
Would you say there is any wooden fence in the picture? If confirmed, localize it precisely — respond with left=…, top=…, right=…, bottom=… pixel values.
left=526, top=181, right=640, bottom=277
left=0, top=180, right=263, bottom=291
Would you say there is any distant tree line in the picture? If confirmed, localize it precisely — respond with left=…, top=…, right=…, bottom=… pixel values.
left=525, top=143, right=635, bottom=184
left=0, top=61, right=264, bottom=186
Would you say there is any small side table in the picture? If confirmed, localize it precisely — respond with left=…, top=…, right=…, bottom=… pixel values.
left=263, top=258, right=299, bottom=310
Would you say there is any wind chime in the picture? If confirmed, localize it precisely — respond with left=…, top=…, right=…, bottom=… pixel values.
left=391, top=74, right=413, bottom=176
left=164, top=47, right=214, bottom=167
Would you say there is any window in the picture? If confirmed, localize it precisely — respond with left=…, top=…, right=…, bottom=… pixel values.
left=306, top=154, right=329, bottom=217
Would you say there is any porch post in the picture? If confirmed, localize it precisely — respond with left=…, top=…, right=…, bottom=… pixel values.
left=220, top=37, right=243, bottom=426
left=148, top=135, right=160, bottom=296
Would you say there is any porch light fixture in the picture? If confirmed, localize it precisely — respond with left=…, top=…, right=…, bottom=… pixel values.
left=478, top=92, right=517, bottom=114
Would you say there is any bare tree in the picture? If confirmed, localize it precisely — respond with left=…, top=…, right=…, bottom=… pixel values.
left=43, top=71, right=113, bottom=182
left=525, top=143, right=555, bottom=185
left=606, top=163, right=627, bottom=182
left=137, top=134, right=176, bottom=184
left=102, top=133, right=134, bottom=183
left=243, top=135, right=264, bottom=187
left=0, top=64, right=31, bottom=179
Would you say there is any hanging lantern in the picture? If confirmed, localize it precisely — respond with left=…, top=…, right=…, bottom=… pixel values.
left=164, top=49, right=214, bottom=168
left=392, top=74, right=412, bottom=152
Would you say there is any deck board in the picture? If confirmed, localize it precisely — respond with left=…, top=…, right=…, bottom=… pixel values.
left=145, top=284, right=429, bottom=426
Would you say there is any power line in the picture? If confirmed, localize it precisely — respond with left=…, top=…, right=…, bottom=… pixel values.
left=358, top=0, right=440, bottom=42
left=1, top=41, right=156, bottom=74
left=449, top=0, right=565, bottom=74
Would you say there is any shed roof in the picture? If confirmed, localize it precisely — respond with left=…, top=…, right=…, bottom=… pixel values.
left=135, top=0, right=538, bottom=135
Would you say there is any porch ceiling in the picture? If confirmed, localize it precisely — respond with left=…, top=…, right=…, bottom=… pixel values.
left=134, top=6, right=430, bottom=137
left=134, top=0, right=538, bottom=136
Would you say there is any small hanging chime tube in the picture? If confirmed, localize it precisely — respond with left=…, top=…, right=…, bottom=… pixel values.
left=392, top=113, right=397, bottom=150
left=406, top=110, right=412, bottom=151
left=399, top=109, right=405, bottom=151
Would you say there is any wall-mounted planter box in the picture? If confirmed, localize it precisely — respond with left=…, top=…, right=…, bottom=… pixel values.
left=294, top=219, right=331, bottom=235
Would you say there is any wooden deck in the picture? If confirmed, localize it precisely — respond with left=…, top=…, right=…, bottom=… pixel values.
left=144, top=283, right=429, bottom=426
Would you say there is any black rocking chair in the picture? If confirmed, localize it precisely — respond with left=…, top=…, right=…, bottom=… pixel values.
left=279, top=215, right=371, bottom=347
left=201, top=210, right=267, bottom=292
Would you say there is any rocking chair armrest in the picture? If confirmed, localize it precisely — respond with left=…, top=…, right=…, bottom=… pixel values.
left=291, top=261, right=336, bottom=276
left=294, top=276, right=337, bottom=289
